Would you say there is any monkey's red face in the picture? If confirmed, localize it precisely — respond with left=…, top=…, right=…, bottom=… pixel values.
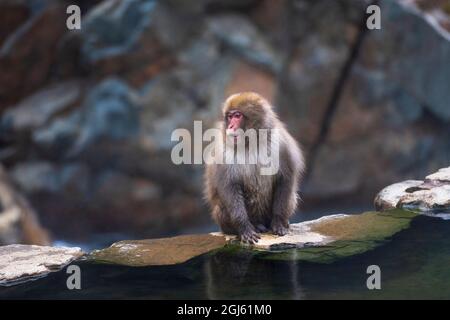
left=225, top=110, right=245, bottom=139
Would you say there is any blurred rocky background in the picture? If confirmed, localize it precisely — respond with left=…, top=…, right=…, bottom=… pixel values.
left=0, top=0, right=449, bottom=246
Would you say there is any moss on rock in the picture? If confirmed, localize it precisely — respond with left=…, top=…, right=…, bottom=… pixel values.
left=262, top=209, right=418, bottom=263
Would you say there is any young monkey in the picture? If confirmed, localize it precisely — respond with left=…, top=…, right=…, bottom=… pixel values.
left=204, top=92, right=304, bottom=244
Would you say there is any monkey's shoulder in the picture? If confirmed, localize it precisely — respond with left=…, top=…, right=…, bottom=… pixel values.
left=277, top=131, right=305, bottom=174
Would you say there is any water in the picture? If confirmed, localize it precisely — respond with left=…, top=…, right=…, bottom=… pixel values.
left=1, top=215, right=450, bottom=299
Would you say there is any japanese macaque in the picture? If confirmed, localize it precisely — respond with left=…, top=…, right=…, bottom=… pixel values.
left=204, top=92, right=304, bottom=244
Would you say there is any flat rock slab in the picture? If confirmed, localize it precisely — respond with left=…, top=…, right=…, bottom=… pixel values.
left=270, top=209, right=416, bottom=263
left=90, top=209, right=416, bottom=266
left=211, top=214, right=346, bottom=250
left=0, top=244, right=84, bottom=286
left=214, top=209, right=417, bottom=263
left=89, top=234, right=227, bottom=267
left=374, top=166, right=450, bottom=215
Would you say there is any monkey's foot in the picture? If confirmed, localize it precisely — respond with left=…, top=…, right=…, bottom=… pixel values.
left=270, top=223, right=289, bottom=236
left=254, top=224, right=269, bottom=233
left=239, top=228, right=260, bottom=244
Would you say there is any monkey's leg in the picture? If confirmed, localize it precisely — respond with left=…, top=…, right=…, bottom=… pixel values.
left=217, top=184, right=261, bottom=244
left=271, top=175, right=297, bottom=236
left=213, top=206, right=236, bottom=235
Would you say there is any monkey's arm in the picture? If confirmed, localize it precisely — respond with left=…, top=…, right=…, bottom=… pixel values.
left=217, top=179, right=261, bottom=244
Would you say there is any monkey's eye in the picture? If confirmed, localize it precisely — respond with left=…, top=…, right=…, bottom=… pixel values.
left=233, top=111, right=243, bottom=118
left=228, top=111, right=243, bottom=119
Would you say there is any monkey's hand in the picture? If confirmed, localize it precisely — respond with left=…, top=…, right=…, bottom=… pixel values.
left=270, top=220, right=289, bottom=236
left=239, top=225, right=260, bottom=244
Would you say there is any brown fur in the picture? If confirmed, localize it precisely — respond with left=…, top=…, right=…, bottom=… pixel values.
left=204, top=92, right=304, bottom=244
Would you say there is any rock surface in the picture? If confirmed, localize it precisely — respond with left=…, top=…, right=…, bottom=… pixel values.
left=0, top=244, right=84, bottom=286
left=264, top=209, right=417, bottom=263
left=374, top=180, right=424, bottom=211
left=211, top=214, right=346, bottom=250
left=0, top=165, right=50, bottom=245
left=216, top=209, right=417, bottom=263
left=1, top=81, right=82, bottom=132
left=375, top=166, right=450, bottom=214
left=426, top=167, right=450, bottom=182
left=0, top=3, right=69, bottom=110
left=89, top=234, right=227, bottom=266
left=90, top=209, right=417, bottom=266
left=307, top=0, right=450, bottom=201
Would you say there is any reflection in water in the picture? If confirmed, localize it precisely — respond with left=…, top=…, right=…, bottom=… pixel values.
left=1, top=216, right=450, bottom=299
left=205, top=248, right=305, bottom=299
left=289, top=250, right=304, bottom=300
left=205, top=248, right=254, bottom=299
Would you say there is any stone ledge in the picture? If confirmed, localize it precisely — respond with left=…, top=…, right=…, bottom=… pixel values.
left=0, top=244, right=84, bottom=286
left=374, top=166, right=450, bottom=215
left=88, top=209, right=417, bottom=266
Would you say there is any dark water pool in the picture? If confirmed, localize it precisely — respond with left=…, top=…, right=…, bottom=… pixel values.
left=1, top=215, right=450, bottom=299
